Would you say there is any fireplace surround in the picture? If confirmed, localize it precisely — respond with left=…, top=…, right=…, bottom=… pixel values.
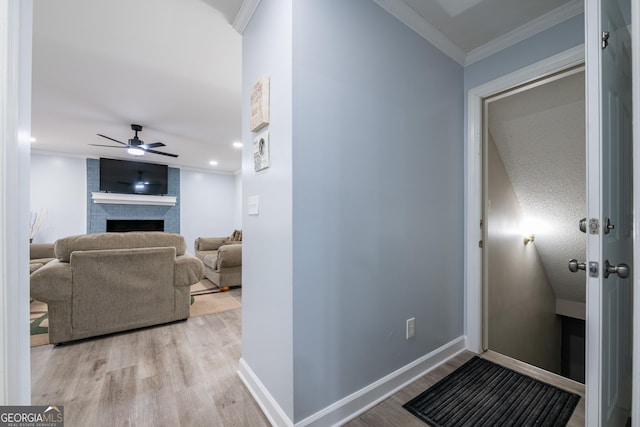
left=87, top=159, right=180, bottom=234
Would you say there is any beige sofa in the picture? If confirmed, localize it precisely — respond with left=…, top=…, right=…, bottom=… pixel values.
left=194, top=230, right=242, bottom=288
left=30, top=243, right=55, bottom=273
left=30, top=232, right=204, bottom=344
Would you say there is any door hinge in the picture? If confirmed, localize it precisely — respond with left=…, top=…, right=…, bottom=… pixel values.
left=602, top=31, right=610, bottom=49
left=478, top=240, right=483, bottom=248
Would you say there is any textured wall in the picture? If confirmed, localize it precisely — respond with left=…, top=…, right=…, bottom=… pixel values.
left=86, top=158, right=180, bottom=234
left=488, top=72, right=586, bottom=309
left=487, top=135, right=562, bottom=374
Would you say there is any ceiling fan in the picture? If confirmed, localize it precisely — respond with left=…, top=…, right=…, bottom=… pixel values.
left=90, top=124, right=178, bottom=158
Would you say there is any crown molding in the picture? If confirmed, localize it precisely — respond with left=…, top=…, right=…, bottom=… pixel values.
left=464, top=0, right=584, bottom=65
left=232, top=0, right=260, bottom=34
left=370, top=0, right=467, bottom=65
left=372, top=0, right=583, bottom=67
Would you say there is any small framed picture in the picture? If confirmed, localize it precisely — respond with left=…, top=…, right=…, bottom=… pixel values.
left=250, top=75, right=270, bottom=132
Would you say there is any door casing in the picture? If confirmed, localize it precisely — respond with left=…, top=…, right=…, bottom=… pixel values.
left=465, top=45, right=585, bottom=353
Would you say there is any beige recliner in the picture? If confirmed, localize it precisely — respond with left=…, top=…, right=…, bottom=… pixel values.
left=30, top=232, right=204, bottom=344
left=194, top=229, right=242, bottom=288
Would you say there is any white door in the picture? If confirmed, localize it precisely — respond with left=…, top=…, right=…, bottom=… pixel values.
left=585, top=0, right=633, bottom=425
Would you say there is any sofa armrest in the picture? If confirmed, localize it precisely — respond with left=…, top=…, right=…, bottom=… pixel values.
left=30, top=243, right=55, bottom=260
left=30, top=259, right=72, bottom=302
left=194, top=237, right=227, bottom=252
left=217, top=244, right=242, bottom=268
left=175, top=255, right=205, bottom=287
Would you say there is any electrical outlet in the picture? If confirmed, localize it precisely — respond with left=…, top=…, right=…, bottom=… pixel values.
left=406, top=317, right=415, bottom=340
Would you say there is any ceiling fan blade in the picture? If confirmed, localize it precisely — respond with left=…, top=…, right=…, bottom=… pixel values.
left=144, top=148, right=179, bottom=158
left=97, top=134, right=128, bottom=145
left=89, top=144, right=127, bottom=149
left=139, top=142, right=166, bottom=149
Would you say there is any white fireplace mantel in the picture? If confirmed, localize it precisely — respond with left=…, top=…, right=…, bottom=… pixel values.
left=91, top=192, right=177, bottom=206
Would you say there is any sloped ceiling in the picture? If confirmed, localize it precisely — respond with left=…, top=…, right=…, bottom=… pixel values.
left=488, top=71, right=586, bottom=304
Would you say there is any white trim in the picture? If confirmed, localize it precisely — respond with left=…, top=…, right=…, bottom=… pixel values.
left=371, top=0, right=582, bottom=66
left=240, top=337, right=466, bottom=427
left=556, top=299, right=586, bottom=320
left=238, top=358, right=294, bottom=427
left=296, top=337, right=466, bottom=427
left=464, top=44, right=585, bottom=354
left=584, top=1, right=602, bottom=424
left=232, top=0, right=260, bottom=34
left=0, top=0, right=32, bottom=405
left=91, top=192, right=177, bottom=206
left=465, top=0, right=584, bottom=65
left=631, top=1, right=640, bottom=425
left=370, top=0, right=466, bottom=65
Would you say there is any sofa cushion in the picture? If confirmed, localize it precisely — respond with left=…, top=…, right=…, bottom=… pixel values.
left=55, top=232, right=187, bottom=262
left=196, top=237, right=226, bottom=251
left=30, top=243, right=55, bottom=260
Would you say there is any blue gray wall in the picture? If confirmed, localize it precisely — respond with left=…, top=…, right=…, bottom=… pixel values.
left=463, top=14, right=584, bottom=92
left=242, top=0, right=464, bottom=423
left=86, top=158, right=180, bottom=234
left=291, top=0, right=464, bottom=420
left=242, top=0, right=295, bottom=419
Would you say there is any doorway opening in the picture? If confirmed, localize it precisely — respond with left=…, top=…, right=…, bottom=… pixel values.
left=481, top=65, right=586, bottom=382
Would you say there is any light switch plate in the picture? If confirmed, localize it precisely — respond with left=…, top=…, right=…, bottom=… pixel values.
left=248, top=195, right=259, bottom=215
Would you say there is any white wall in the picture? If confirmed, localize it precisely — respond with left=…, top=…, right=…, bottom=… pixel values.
left=179, top=169, right=237, bottom=253
left=30, top=154, right=238, bottom=251
left=234, top=172, right=242, bottom=229
left=30, top=154, right=86, bottom=243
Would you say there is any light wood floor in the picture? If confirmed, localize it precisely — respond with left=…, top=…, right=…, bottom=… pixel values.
left=31, top=288, right=271, bottom=427
left=346, top=350, right=585, bottom=427
left=32, top=291, right=584, bottom=426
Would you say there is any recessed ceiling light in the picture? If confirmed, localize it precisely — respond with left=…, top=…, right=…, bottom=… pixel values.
left=30, top=137, right=36, bottom=142
left=233, top=142, right=243, bottom=148
left=209, top=160, right=218, bottom=166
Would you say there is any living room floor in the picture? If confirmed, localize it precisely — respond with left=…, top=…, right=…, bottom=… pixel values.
left=31, top=290, right=585, bottom=426
left=30, top=288, right=271, bottom=427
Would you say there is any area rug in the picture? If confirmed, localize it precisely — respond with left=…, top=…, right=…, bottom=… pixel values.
left=403, top=356, right=580, bottom=427
left=30, top=280, right=241, bottom=347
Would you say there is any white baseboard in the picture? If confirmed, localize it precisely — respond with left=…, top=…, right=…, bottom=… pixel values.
left=238, top=358, right=294, bottom=427
left=239, top=336, right=466, bottom=427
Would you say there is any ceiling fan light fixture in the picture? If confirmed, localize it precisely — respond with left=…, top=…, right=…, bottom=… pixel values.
left=128, top=147, right=145, bottom=156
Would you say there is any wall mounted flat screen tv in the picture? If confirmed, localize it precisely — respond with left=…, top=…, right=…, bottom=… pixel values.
left=99, top=158, right=168, bottom=195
